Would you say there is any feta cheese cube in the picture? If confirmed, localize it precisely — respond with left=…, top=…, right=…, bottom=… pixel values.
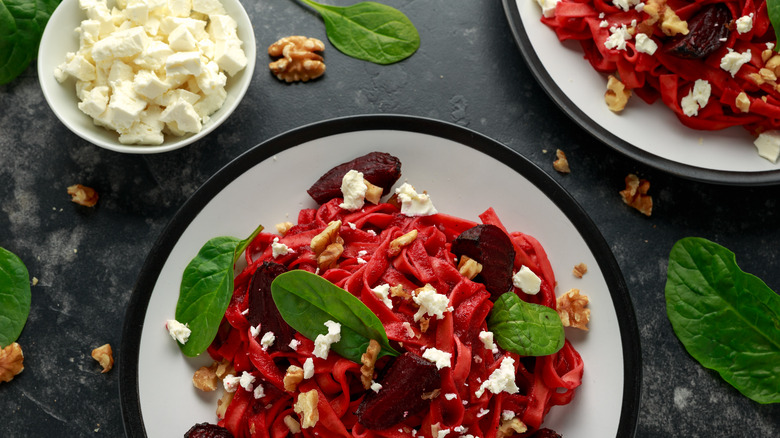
left=78, top=85, right=110, bottom=118
left=512, top=265, right=541, bottom=295
left=119, top=104, right=165, bottom=144
left=193, top=85, right=226, bottom=121
left=167, top=0, right=192, bottom=17
left=214, top=38, right=246, bottom=76
left=132, top=40, right=174, bottom=70
left=168, top=24, right=198, bottom=51
left=339, top=169, right=367, bottom=210
left=92, top=26, right=149, bottom=62
left=160, top=97, right=202, bottom=133
left=108, top=80, right=148, bottom=130
left=165, top=51, right=203, bottom=76
left=77, top=19, right=102, bottom=47
left=159, top=17, right=207, bottom=39
left=422, top=348, right=452, bottom=369
left=192, top=0, right=225, bottom=15
left=60, top=52, right=97, bottom=82
left=166, top=319, right=191, bottom=344
left=133, top=69, right=170, bottom=99
left=394, top=183, right=438, bottom=216
left=208, top=14, right=238, bottom=40
left=196, top=60, right=226, bottom=94
left=753, top=130, right=780, bottom=163
left=124, top=0, right=149, bottom=24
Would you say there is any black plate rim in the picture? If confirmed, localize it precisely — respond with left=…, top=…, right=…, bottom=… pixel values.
left=501, top=0, right=780, bottom=187
left=119, top=114, right=642, bottom=437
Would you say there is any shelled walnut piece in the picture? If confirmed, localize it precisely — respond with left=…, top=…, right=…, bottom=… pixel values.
left=91, top=343, right=114, bottom=373
left=0, top=343, right=24, bottom=383
left=67, top=184, right=99, bottom=207
left=557, top=288, right=591, bottom=331
left=360, top=339, right=380, bottom=390
left=619, top=174, right=653, bottom=216
left=294, top=389, right=320, bottom=428
left=269, top=36, right=326, bottom=83
left=605, top=75, right=632, bottom=113
left=553, top=149, right=570, bottom=173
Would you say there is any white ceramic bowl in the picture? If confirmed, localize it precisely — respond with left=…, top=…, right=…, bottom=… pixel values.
left=38, top=0, right=256, bottom=154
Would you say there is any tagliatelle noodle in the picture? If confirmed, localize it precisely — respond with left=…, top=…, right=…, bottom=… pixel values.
left=542, top=0, right=780, bottom=134
left=205, top=198, right=583, bottom=437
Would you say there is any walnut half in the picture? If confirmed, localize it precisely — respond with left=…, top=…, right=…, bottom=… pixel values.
left=268, top=36, right=326, bottom=83
left=91, top=343, right=114, bottom=373
left=557, top=288, right=590, bottom=331
left=0, top=343, right=24, bottom=383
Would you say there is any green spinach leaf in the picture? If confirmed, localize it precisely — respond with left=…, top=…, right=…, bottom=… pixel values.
left=0, top=247, right=31, bottom=347
left=769, top=0, right=780, bottom=52
left=298, top=0, right=419, bottom=64
left=0, top=0, right=61, bottom=84
left=175, top=225, right=263, bottom=357
left=271, top=270, right=399, bottom=363
left=666, top=237, right=780, bottom=404
left=488, top=291, right=564, bottom=356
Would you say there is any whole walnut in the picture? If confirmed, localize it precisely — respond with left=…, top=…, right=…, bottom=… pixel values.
left=268, top=36, right=326, bottom=83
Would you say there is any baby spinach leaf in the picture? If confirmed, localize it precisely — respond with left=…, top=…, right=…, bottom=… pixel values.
left=271, top=270, right=399, bottom=363
left=0, top=247, right=31, bottom=347
left=298, top=0, right=419, bottom=64
left=487, top=291, right=564, bottom=357
left=769, top=0, right=780, bottom=52
left=175, top=225, right=263, bottom=357
left=0, top=0, right=61, bottom=84
left=666, top=237, right=780, bottom=404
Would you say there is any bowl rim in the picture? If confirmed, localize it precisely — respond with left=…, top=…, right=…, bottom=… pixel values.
left=37, top=0, right=257, bottom=154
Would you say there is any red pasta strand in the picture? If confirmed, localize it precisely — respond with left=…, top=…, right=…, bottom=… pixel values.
left=207, top=199, right=583, bottom=437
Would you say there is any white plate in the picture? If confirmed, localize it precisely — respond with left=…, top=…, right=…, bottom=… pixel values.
left=503, top=0, right=780, bottom=185
left=38, top=0, right=256, bottom=154
left=120, top=115, right=641, bottom=437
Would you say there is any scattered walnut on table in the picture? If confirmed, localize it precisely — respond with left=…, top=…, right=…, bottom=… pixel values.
left=294, top=389, right=320, bottom=428
left=91, top=343, right=114, bottom=373
left=359, top=339, right=381, bottom=390
left=552, top=149, right=570, bottom=173
left=619, top=174, right=653, bottom=216
left=605, top=75, right=632, bottom=113
left=0, top=342, right=24, bottom=383
left=557, top=288, right=590, bottom=331
left=268, top=36, right=326, bottom=83
left=67, top=184, right=98, bottom=207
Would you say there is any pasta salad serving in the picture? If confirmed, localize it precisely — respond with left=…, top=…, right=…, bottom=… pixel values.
left=167, top=152, right=591, bottom=438
left=536, top=0, right=780, bottom=163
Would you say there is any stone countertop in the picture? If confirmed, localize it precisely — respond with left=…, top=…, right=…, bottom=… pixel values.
left=1, top=0, right=779, bottom=436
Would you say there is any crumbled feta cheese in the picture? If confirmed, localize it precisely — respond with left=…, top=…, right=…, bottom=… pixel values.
left=634, top=33, right=657, bottom=55
left=680, top=79, right=711, bottom=117
left=478, top=330, right=499, bottom=354
left=436, top=429, right=451, bottom=438
left=313, top=320, right=341, bottom=359
left=272, top=237, right=292, bottom=258
left=599, top=20, right=609, bottom=28
left=502, top=410, right=516, bottom=421
left=303, top=357, right=314, bottom=379
left=474, top=357, right=520, bottom=398
left=444, top=393, right=457, bottom=400
left=535, top=0, right=560, bottom=18
left=635, top=2, right=644, bottom=12
left=289, top=338, right=301, bottom=351
left=166, top=319, right=191, bottom=344
left=611, top=0, right=639, bottom=11
left=753, top=130, right=780, bottom=163
left=250, top=324, right=261, bottom=338
left=223, top=374, right=240, bottom=392
left=604, top=25, right=632, bottom=51
left=371, top=283, right=393, bottom=309
left=422, top=348, right=452, bottom=369
left=239, top=371, right=255, bottom=391
left=370, top=381, right=383, bottom=392
left=476, top=408, right=490, bottom=418
left=453, top=425, right=467, bottom=433
left=402, top=321, right=416, bottom=338
left=260, top=331, right=276, bottom=350
left=412, top=284, right=450, bottom=321
left=339, top=169, right=368, bottom=211
left=253, top=384, right=265, bottom=399
left=395, top=183, right=438, bottom=216
left=512, top=265, right=541, bottom=295
left=768, top=42, right=776, bottom=51
left=736, top=13, right=753, bottom=34
left=720, top=48, right=751, bottom=77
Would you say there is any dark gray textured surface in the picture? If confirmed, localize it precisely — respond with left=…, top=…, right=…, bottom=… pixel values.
left=1, top=0, right=779, bottom=436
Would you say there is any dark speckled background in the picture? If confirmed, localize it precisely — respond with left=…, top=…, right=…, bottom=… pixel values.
left=1, top=0, right=779, bottom=436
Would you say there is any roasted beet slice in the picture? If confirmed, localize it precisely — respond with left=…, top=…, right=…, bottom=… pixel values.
left=451, top=224, right=515, bottom=300
left=247, top=261, right=294, bottom=352
left=665, top=4, right=731, bottom=59
left=356, top=352, right=441, bottom=430
left=307, top=152, right=402, bottom=204
left=184, top=422, right=234, bottom=438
